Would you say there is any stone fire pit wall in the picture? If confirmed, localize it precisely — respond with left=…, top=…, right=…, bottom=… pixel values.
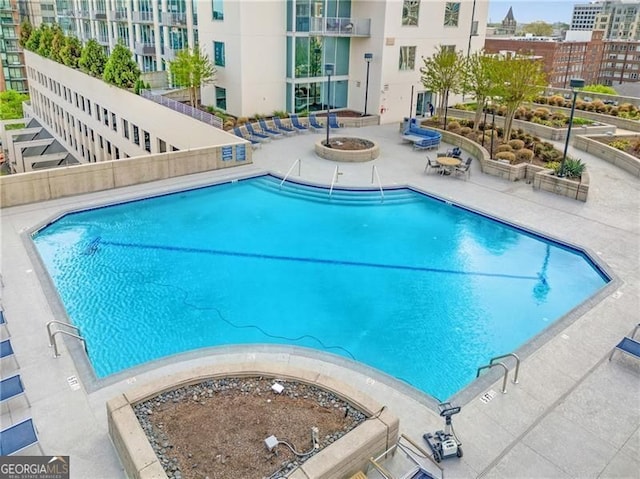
left=107, top=362, right=399, bottom=479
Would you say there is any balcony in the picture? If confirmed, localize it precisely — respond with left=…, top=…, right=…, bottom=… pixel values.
left=93, top=11, right=107, bottom=20
left=135, top=41, right=156, bottom=55
left=131, top=11, right=153, bottom=23
left=161, top=11, right=187, bottom=26
left=162, top=47, right=177, bottom=60
left=77, top=10, right=90, bottom=18
left=110, top=11, right=127, bottom=21
left=307, top=17, right=371, bottom=37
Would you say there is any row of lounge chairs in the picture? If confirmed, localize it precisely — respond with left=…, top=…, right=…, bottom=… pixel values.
left=233, top=113, right=342, bottom=147
left=0, top=309, right=42, bottom=456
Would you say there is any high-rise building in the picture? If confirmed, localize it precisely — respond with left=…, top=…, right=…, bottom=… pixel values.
left=594, top=0, right=640, bottom=40
left=0, top=0, right=27, bottom=92
left=571, top=2, right=604, bottom=31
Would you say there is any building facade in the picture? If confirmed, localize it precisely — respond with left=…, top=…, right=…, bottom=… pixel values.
left=594, top=30, right=640, bottom=85
left=571, top=2, right=604, bottom=31
left=594, top=0, right=640, bottom=40
left=0, top=0, right=27, bottom=92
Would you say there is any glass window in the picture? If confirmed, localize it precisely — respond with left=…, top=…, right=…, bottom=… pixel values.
left=212, top=0, right=223, bottom=20
left=215, top=86, right=227, bottom=110
left=123, top=119, right=129, bottom=139
left=214, top=41, right=225, bottom=66
left=444, top=2, right=460, bottom=27
left=133, top=125, right=140, bottom=145
left=144, top=130, right=151, bottom=152
left=402, top=0, right=420, bottom=26
left=399, top=46, right=416, bottom=70
left=111, top=112, right=117, bottom=131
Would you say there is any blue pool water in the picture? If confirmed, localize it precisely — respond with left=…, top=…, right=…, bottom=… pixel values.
left=33, top=175, right=608, bottom=400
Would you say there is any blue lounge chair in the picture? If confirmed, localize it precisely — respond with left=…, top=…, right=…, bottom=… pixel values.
left=308, top=114, right=324, bottom=132
left=1, top=374, right=30, bottom=407
left=0, top=418, right=43, bottom=455
left=289, top=114, right=309, bottom=132
left=609, top=336, right=640, bottom=361
left=245, top=122, right=271, bottom=142
left=328, top=113, right=341, bottom=129
left=272, top=117, right=296, bottom=135
left=233, top=127, right=261, bottom=148
left=1, top=338, right=19, bottom=368
left=0, top=309, right=9, bottom=335
left=258, top=119, right=283, bottom=138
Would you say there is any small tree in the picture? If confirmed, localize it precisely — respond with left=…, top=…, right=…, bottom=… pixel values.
left=490, top=53, right=547, bottom=143
left=169, top=47, right=216, bottom=107
left=60, top=36, right=82, bottom=68
left=522, top=21, right=554, bottom=36
left=103, top=43, right=141, bottom=88
left=36, top=24, right=54, bottom=58
left=462, top=51, right=498, bottom=131
left=19, top=20, right=32, bottom=48
left=79, top=39, right=107, bottom=77
left=49, top=24, right=65, bottom=63
left=0, top=90, right=30, bottom=120
left=420, top=45, right=465, bottom=124
left=24, top=27, right=42, bottom=52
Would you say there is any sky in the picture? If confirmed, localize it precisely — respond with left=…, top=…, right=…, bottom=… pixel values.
left=487, top=0, right=575, bottom=24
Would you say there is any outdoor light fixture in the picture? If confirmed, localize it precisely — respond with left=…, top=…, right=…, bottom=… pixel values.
left=325, top=63, right=335, bottom=148
left=363, top=53, right=373, bottom=116
left=559, top=78, right=585, bottom=177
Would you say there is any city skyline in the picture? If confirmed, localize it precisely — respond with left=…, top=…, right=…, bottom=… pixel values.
left=488, top=0, right=575, bottom=25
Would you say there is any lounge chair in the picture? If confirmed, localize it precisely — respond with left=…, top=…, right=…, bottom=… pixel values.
left=233, top=127, right=261, bottom=148
left=245, top=122, right=271, bottom=142
left=289, top=114, right=309, bottom=132
left=258, top=119, right=283, bottom=138
left=272, top=117, right=296, bottom=135
left=455, top=157, right=473, bottom=180
left=328, top=113, right=341, bottom=129
left=308, top=114, right=324, bottom=132
left=0, top=309, right=9, bottom=335
left=0, top=338, right=19, bottom=368
left=0, top=418, right=43, bottom=455
left=424, top=156, right=442, bottom=175
left=609, top=336, right=640, bottom=362
left=1, top=374, right=30, bottom=407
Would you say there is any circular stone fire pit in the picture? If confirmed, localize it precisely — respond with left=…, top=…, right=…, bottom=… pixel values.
left=315, top=137, right=380, bottom=162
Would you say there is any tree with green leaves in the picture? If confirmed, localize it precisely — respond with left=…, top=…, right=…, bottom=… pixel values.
left=79, top=39, right=107, bottom=77
left=60, top=35, right=82, bottom=68
left=522, top=21, right=554, bottom=36
left=461, top=51, right=498, bottom=132
left=0, top=90, right=29, bottom=120
left=19, top=20, right=32, bottom=48
left=49, top=24, right=65, bottom=63
left=36, top=24, right=54, bottom=58
left=582, top=84, right=617, bottom=95
left=169, top=47, right=216, bottom=107
left=24, top=26, right=42, bottom=52
left=103, top=43, right=141, bottom=88
left=490, top=54, right=547, bottom=143
left=419, top=45, right=465, bottom=125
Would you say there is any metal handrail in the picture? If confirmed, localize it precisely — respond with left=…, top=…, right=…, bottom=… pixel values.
left=490, top=352, right=521, bottom=384
left=279, top=158, right=301, bottom=188
left=50, top=330, right=87, bottom=358
left=371, top=165, right=384, bottom=203
left=329, top=165, right=339, bottom=197
left=476, top=361, right=509, bottom=393
left=46, top=320, right=80, bottom=348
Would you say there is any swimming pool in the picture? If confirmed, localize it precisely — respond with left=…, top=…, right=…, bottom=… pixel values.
left=33, top=174, right=608, bottom=400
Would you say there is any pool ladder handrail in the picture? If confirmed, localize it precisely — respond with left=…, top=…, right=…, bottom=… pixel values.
left=490, top=352, right=521, bottom=384
left=371, top=165, right=384, bottom=203
left=279, top=158, right=301, bottom=188
left=329, top=165, right=341, bottom=198
left=46, top=320, right=87, bottom=358
left=476, top=361, right=510, bottom=394
left=476, top=352, right=521, bottom=394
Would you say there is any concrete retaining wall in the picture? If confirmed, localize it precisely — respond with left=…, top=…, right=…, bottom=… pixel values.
left=0, top=144, right=251, bottom=208
left=107, top=362, right=399, bottom=479
left=530, top=103, right=640, bottom=133
left=573, top=134, right=640, bottom=177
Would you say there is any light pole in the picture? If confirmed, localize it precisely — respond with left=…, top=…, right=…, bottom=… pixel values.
left=325, top=63, right=334, bottom=148
left=559, top=78, right=585, bottom=177
left=482, top=100, right=488, bottom=147
left=489, top=101, right=496, bottom=159
left=442, top=90, right=449, bottom=129
left=363, top=53, right=372, bottom=116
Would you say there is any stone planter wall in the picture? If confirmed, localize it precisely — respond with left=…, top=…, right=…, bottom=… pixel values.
left=314, top=138, right=380, bottom=162
left=530, top=103, right=640, bottom=133
left=533, top=169, right=589, bottom=202
left=107, top=362, right=399, bottom=479
left=573, top=134, right=640, bottom=178
left=446, top=108, right=616, bottom=140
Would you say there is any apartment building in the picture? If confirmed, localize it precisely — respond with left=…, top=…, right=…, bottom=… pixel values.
left=0, top=0, right=27, bottom=92
left=594, top=0, right=640, bottom=40
left=592, top=30, right=640, bottom=85
left=571, top=2, right=604, bottom=31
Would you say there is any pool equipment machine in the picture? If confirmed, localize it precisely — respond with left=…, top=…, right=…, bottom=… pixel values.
left=423, top=402, right=463, bottom=462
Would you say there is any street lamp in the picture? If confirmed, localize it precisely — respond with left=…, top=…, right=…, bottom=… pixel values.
left=325, top=63, right=334, bottom=148
left=489, top=100, right=496, bottom=159
left=363, top=53, right=373, bottom=116
left=559, top=78, right=585, bottom=177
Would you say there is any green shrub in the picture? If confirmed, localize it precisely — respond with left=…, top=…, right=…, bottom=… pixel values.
left=447, top=120, right=461, bottom=130
left=495, top=151, right=516, bottom=163
left=272, top=110, right=288, bottom=119
left=546, top=161, right=560, bottom=171
left=516, top=148, right=534, bottom=162
left=632, top=138, right=640, bottom=153
left=497, top=144, right=513, bottom=153
left=508, top=139, right=525, bottom=150
left=560, top=158, right=587, bottom=178
left=571, top=117, right=593, bottom=126
left=460, top=126, right=472, bottom=136
left=534, top=107, right=551, bottom=120
left=609, top=139, right=630, bottom=151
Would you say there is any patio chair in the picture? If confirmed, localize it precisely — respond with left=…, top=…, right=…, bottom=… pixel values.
left=1, top=374, right=30, bottom=407
left=455, top=157, right=473, bottom=180
left=308, top=114, right=324, bottom=132
left=233, top=127, right=261, bottom=148
left=272, top=117, right=296, bottom=135
left=449, top=147, right=462, bottom=158
left=0, top=418, right=43, bottom=455
left=289, top=114, right=309, bottom=132
left=609, top=336, right=640, bottom=362
left=328, top=113, right=341, bottom=129
left=0, top=338, right=19, bottom=368
left=258, top=119, right=283, bottom=138
left=436, top=152, right=447, bottom=158
left=0, top=309, right=9, bottom=335
left=245, top=122, right=272, bottom=142
left=424, top=155, right=442, bottom=175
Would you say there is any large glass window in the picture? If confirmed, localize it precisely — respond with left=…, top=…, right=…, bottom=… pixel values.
left=402, top=0, right=420, bottom=26
left=212, top=0, right=223, bottom=20
left=214, top=41, right=225, bottom=66
left=215, top=86, right=227, bottom=110
left=399, top=46, right=416, bottom=70
left=444, top=2, right=460, bottom=27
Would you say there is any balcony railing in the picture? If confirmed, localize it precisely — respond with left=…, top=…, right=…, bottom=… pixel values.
left=93, top=11, right=107, bottom=20
left=162, top=47, right=177, bottom=60
left=77, top=10, right=90, bottom=18
left=161, top=11, right=187, bottom=26
left=141, top=90, right=223, bottom=129
left=131, top=11, right=153, bottom=23
left=110, top=10, right=127, bottom=21
left=135, top=41, right=156, bottom=55
left=307, top=16, right=371, bottom=36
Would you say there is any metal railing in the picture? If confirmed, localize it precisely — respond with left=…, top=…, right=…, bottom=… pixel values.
left=46, top=320, right=87, bottom=358
left=280, top=158, right=301, bottom=188
left=476, top=361, right=510, bottom=393
left=135, top=42, right=156, bottom=55
left=131, top=10, right=153, bottom=22
left=371, top=165, right=384, bottom=203
left=162, top=11, right=187, bottom=26
left=140, top=90, right=223, bottom=129
left=490, top=353, right=521, bottom=384
left=329, top=165, right=340, bottom=198
left=309, top=16, right=371, bottom=36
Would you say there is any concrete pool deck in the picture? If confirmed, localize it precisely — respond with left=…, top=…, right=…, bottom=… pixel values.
left=0, top=123, right=638, bottom=478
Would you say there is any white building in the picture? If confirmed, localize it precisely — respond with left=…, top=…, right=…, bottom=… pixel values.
left=53, top=0, right=488, bottom=123
left=570, top=1, right=604, bottom=31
